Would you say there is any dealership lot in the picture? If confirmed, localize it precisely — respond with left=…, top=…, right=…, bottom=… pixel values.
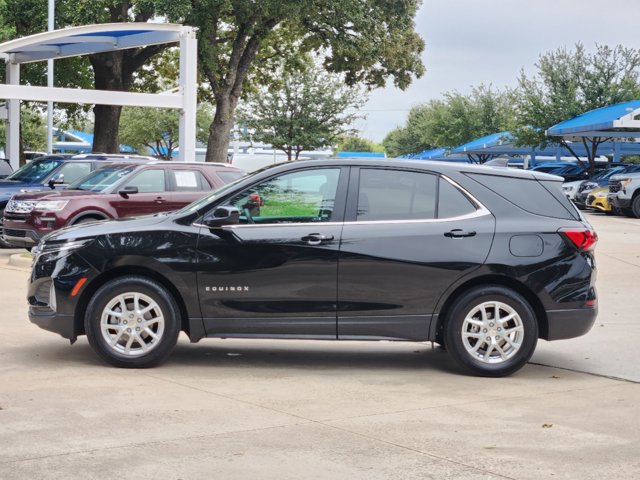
left=0, top=212, right=638, bottom=479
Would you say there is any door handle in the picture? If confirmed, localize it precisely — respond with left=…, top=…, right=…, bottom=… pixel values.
left=154, top=197, right=166, bottom=204
left=444, top=229, right=476, bottom=238
left=301, top=233, right=334, bottom=246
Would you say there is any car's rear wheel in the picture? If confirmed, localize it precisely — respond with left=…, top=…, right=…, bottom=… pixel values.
left=443, top=285, right=538, bottom=377
left=85, top=276, right=181, bottom=368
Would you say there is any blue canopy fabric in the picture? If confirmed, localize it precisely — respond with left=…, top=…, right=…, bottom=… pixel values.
left=412, top=148, right=448, bottom=160
left=547, top=100, right=640, bottom=137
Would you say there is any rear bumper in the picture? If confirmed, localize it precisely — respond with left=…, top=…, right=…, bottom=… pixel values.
left=2, top=227, right=41, bottom=247
left=544, top=307, right=597, bottom=340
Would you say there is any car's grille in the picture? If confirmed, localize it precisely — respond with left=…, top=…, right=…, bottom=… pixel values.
left=4, top=228, right=26, bottom=238
left=609, top=181, right=621, bottom=193
left=5, top=199, right=37, bottom=214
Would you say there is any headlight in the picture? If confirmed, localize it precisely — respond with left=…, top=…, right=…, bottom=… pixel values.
left=33, top=238, right=93, bottom=263
left=580, top=182, right=598, bottom=192
left=562, top=185, right=574, bottom=192
left=35, top=200, right=69, bottom=212
left=5, top=199, right=37, bottom=214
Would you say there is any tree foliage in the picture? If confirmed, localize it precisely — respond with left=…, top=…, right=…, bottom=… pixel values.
left=119, top=104, right=213, bottom=160
left=337, top=136, right=384, bottom=154
left=240, top=63, right=365, bottom=161
left=157, top=0, right=425, bottom=162
left=514, top=43, right=640, bottom=172
left=383, top=85, right=517, bottom=157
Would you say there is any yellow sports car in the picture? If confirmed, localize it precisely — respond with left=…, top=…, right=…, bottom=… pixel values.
left=586, top=187, right=612, bottom=213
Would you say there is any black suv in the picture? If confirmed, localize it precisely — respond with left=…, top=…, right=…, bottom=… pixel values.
left=28, top=159, right=597, bottom=376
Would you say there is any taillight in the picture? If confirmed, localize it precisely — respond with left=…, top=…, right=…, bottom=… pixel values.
left=560, top=228, right=598, bottom=251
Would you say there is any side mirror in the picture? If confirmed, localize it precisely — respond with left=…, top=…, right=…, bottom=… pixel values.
left=118, top=185, right=139, bottom=198
left=202, top=206, right=240, bottom=228
left=48, top=173, right=64, bottom=189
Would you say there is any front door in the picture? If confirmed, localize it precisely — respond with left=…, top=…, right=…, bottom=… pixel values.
left=111, top=168, right=170, bottom=217
left=196, top=166, right=347, bottom=338
left=337, top=167, right=495, bottom=341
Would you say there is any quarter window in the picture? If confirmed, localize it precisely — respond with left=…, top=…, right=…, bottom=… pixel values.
left=357, top=169, right=437, bottom=221
left=438, top=178, right=477, bottom=218
left=228, top=168, right=341, bottom=224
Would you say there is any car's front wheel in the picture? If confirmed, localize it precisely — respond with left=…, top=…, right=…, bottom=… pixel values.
left=631, top=195, right=640, bottom=218
left=85, top=276, right=181, bottom=368
left=443, top=285, right=538, bottom=377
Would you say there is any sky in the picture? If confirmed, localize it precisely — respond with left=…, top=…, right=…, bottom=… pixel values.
left=356, top=0, right=640, bottom=142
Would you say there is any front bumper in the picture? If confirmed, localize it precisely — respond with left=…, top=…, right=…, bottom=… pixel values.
left=544, top=307, right=597, bottom=340
left=28, top=306, right=76, bottom=341
left=608, top=194, right=631, bottom=209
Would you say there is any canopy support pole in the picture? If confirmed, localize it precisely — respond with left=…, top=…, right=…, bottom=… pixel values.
left=6, top=61, right=20, bottom=169
left=178, top=28, right=197, bottom=162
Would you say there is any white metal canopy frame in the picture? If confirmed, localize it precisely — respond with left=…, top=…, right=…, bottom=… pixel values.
left=0, top=23, right=198, bottom=167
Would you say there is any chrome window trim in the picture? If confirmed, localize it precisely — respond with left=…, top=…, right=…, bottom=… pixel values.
left=192, top=172, right=492, bottom=229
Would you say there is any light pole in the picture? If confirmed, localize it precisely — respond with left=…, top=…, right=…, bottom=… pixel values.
left=47, top=0, right=55, bottom=154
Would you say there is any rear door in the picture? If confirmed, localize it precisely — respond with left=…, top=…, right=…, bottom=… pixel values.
left=337, top=167, right=495, bottom=341
left=167, top=168, right=213, bottom=210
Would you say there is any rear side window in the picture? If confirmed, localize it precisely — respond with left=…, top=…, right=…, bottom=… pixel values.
left=171, top=170, right=210, bottom=191
left=466, top=173, right=578, bottom=220
left=357, top=169, right=437, bottom=220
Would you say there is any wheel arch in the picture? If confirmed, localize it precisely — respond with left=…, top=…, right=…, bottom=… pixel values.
left=432, top=274, right=549, bottom=342
left=69, top=210, right=111, bottom=225
left=74, top=266, right=193, bottom=340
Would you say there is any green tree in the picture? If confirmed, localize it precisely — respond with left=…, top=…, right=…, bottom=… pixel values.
left=1, top=0, right=180, bottom=153
left=383, top=84, right=516, bottom=157
left=515, top=43, right=640, bottom=173
left=119, top=104, right=213, bottom=160
left=157, top=0, right=425, bottom=163
left=240, top=63, right=364, bottom=161
left=337, top=136, right=384, bottom=154
left=0, top=105, right=47, bottom=159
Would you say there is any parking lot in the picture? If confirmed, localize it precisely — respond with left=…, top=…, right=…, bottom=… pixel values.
left=0, top=212, right=638, bottom=479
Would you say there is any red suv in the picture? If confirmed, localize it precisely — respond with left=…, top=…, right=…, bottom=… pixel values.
left=3, top=162, right=244, bottom=248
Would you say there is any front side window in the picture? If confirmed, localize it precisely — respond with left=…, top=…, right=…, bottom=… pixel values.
left=228, top=168, right=341, bottom=224
left=124, top=169, right=166, bottom=193
left=69, top=166, right=136, bottom=192
left=56, top=162, right=92, bottom=184
left=357, top=169, right=437, bottom=221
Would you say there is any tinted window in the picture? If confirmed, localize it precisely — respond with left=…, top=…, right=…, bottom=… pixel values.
left=228, top=168, right=341, bottom=224
left=171, top=170, right=209, bottom=192
left=357, top=169, right=437, bottom=221
left=438, top=178, right=477, bottom=218
left=124, top=169, right=166, bottom=193
left=56, top=162, right=92, bottom=184
left=466, top=173, right=578, bottom=220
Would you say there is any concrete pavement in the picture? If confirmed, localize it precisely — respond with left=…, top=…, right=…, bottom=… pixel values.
left=0, top=213, right=638, bottom=479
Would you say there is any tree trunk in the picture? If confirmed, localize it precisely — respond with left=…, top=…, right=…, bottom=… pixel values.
left=206, top=93, right=237, bottom=163
left=90, top=52, right=125, bottom=154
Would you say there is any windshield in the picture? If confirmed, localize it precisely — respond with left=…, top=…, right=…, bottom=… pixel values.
left=5, top=158, right=63, bottom=183
left=67, top=165, right=137, bottom=192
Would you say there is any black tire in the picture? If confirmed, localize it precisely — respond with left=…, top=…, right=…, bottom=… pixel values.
left=85, top=275, right=181, bottom=368
left=443, top=285, right=538, bottom=377
left=622, top=207, right=635, bottom=218
left=631, top=196, right=640, bottom=219
left=73, top=217, right=102, bottom=225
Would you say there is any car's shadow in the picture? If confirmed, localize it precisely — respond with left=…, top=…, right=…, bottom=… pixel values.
left=30, top=337, right=463, bottom=375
